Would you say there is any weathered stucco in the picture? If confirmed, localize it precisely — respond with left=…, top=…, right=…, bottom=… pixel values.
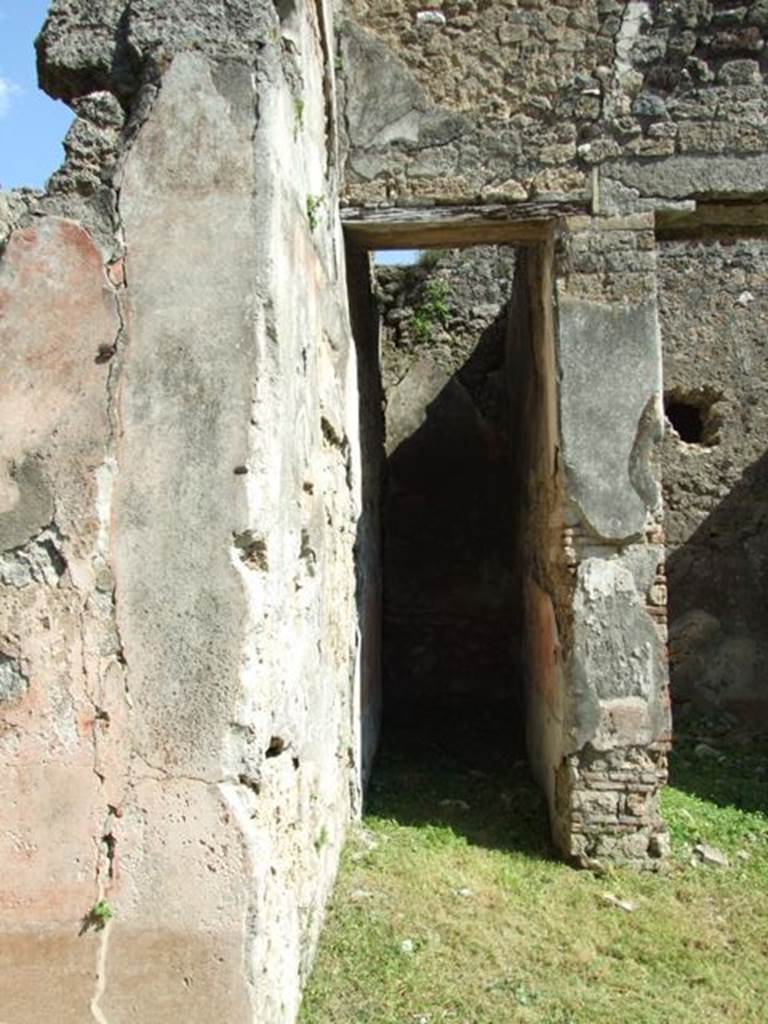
left=658, top=237, right=768, bottom=728
left=553, top=214, right=671, bottom=866
left=0, top=0, right=767, bottom=1019
left=0, top=214, right=124, bottom=1024
left=557, top=285, right=662, bottom=541
left=2, top=2, right=364, bottom=1022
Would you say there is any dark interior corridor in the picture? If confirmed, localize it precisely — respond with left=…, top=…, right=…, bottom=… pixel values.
left=375, top=247, right=527, bottom=776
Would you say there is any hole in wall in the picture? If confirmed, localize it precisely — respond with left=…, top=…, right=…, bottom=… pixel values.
left=664, top=388, right=723, bottom=446
left=102, top=832, right=117, bottom=879
left=666, top=400, right=704, bottom=443
left=266, top=736, right=287, bottom=758
left=274, top=0, right=297, bottom=21
left=273, top=0, right=301, bottom=47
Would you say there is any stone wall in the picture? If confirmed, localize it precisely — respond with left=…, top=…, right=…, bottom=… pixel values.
left=0, top=3, right=366, bottom=1022
left=340, top=1, right=768, bottom=209
left=658, top=238, right=768, bottom=728
left=1, top=0, right=767, bottom=1020
left=335, top=0, right=768, bottom=870
left=552, top=215, right=671, bottom=867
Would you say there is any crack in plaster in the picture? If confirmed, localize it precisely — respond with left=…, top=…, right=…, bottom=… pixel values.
left=59, top=99, right=143, bottom=1024
left=131, top=751, right=249, bottom=788
left=89, top=892, right=113, bottom=1024
left=220, top=780, right=261, bottom=1012
left=311, top=0, right=338, bottom=179
left=88, top=814, right=118, bottom=1024
left=74, top=598, right=109, bottom=789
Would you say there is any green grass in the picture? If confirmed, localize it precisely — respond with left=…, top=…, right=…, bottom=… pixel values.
left=299, top=718, right=768, bottom=1024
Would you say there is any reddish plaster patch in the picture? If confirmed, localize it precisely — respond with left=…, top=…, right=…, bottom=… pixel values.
left=526, top=578, right=559, bottom=712
left=0, top=217, right=116, bottom=513
left=0, top=218, right=126, bottom=937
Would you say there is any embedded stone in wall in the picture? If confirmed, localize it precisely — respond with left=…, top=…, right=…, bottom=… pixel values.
left=557, top=743, right=670, bottom=868
left=0, top=653, right=28, bottom=704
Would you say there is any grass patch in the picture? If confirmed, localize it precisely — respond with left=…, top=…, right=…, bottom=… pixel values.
left=299, top=718, right=768, bottom=1024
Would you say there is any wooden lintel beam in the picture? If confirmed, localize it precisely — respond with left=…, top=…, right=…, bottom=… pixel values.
left=343, top=200, right=768, bottom=246
left=341, top=202, right=582, bottom=250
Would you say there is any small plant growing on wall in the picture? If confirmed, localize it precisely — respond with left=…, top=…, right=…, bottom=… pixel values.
left=293, top=96, right=305, bottom=139
left=411, top=277, right=451, bottom=344
left=306, top=194, right=324, bottom=231
left=81, top=899, right=115, bottom=933
left=418, top=248, right=447, bottom=269
left=314, top=825, right=329, bottom=852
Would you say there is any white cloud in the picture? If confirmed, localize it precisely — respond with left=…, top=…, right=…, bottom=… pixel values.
left=0, top=75, right=21, bottom=119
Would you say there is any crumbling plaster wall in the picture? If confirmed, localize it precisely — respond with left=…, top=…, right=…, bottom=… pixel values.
left=553, top=215, right=671, bottom=866
left=340, top=1, right=768, bottom=208
left=658, top=238, right=768, bottom=728
left=1, top=3, right=364, bottom=1022
left=504, top=226, right=671, bottom=868
left=1, top=1, right=766, bottom=1020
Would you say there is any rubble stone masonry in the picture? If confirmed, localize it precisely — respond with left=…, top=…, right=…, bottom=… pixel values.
left=0, top=1, right=766, bottom=1020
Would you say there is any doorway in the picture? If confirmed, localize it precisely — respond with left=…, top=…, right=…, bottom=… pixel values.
left=377, top=245, right=524, bottom=778
left=344, top=216, right=559, bottom=818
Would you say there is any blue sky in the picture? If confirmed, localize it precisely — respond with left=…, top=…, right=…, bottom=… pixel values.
left=0, top=0, right=72, bottom=189
left=0, top=0, right=420, bottom=266
left=376, top=249, right=418, bottom=265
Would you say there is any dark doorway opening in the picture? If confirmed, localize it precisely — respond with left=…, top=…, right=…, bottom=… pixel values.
left=345, top=214, right=559, bottom=850
left=376, top=247, right=526, bottom=779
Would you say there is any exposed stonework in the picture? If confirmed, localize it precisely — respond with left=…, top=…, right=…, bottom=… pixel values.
left=340, top=1, right=768, bottom=207
left=0, top=0, right=766, bottom=1020
left=492, top=222, right=671, bottom=868
left=368, top=229, right=672, bottom=867
left=558, top=743, right=670, bottom=865
left=552, top=214, right=672, bottom=865
left=658, top=238, right=768, bottom=728
left=0, top=213, right=125, bottom=1024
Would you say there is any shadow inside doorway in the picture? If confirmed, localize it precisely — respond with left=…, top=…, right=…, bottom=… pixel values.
left=365, top=246, right=551, bottom=858
left=366, top=697, right=553, bottom=859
